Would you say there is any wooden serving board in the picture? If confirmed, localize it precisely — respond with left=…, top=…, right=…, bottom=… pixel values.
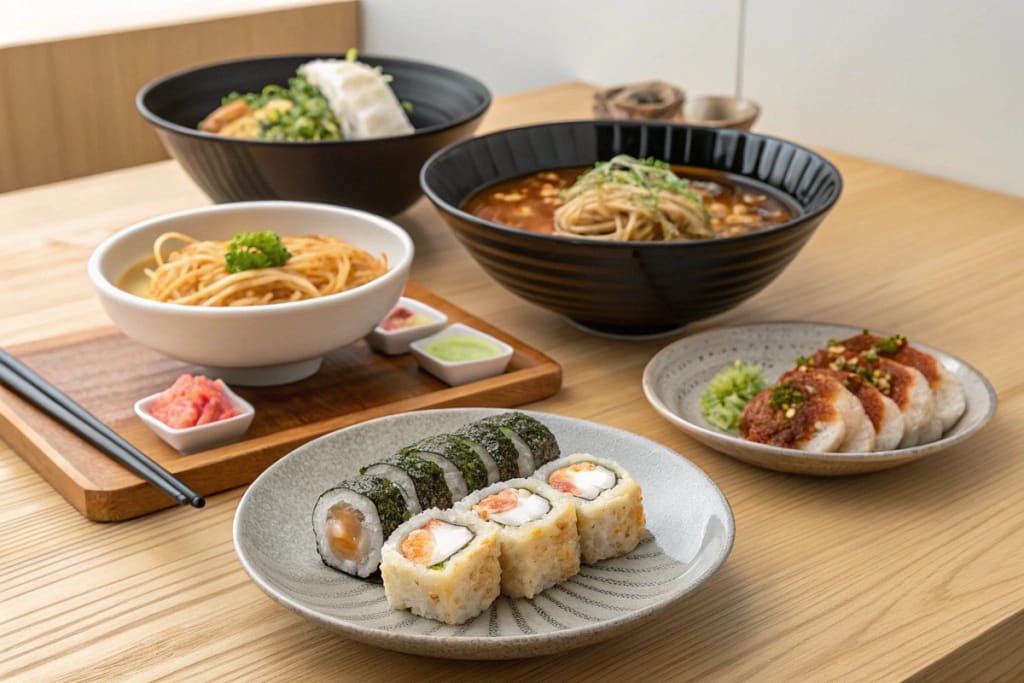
left=0, top=283, right=561, bottom=522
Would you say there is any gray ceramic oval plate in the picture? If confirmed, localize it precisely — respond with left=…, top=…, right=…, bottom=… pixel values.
left=233, top=408, right=735, bottom=660
left=642, top=322, right=997, bottom=476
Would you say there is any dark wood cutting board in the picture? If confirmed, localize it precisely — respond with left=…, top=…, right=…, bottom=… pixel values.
left=0, top=283, right=561, bottom=521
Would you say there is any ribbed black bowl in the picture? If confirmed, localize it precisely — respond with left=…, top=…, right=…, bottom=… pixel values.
left=138, top=54, right=491, bottom=216
left=420, top=120, right=842, bottom=336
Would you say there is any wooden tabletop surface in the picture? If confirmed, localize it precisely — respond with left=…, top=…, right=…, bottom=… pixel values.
left=1, top=82, right=1022, bottom=682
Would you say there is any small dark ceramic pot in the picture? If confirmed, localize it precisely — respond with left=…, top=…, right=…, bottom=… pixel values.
left=420, top=120, right=842, bottom=336
left=138, top=54, right=491, bottom=216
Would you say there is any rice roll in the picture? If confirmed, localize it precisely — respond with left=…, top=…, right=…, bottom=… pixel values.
left=477, top=411, right=561, bottom=473
left=458, top=478, right=580, bottom=599
left=403, top=433, right=492, bottom=495
left=360, top=452, right=453, bottom=512
left=457, top=421, right=521, bottom=481
left=533, top=454, right=646, bottom=564
left=380, top=508, right=501, bottom=625
left=312, top=476, right=411, bottom=578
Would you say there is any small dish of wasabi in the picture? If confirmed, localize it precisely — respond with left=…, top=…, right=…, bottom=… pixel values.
left=410, top=323, right=514, bottom=386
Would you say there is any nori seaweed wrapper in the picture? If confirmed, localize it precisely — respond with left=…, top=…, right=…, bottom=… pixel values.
left=478, top=412, right=560, bottom=469
left=458, top=421, right=520, bottom=480
left=361, top=452, right=453, bottom=510
left=405, top=433, right=490, bottom=493
left=347, top=476, right=410, bottom=534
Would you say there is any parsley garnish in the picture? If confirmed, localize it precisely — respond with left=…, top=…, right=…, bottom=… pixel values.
left=224, top=231, right=291, bottom=273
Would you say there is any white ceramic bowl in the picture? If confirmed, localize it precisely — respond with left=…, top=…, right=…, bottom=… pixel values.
left=88, top=201, right=414, bottom=386
left=364, top=297, right=448, bottom=355
left=410, top=323, right=513, bottom=386
left=134, top=381, right=255, bottom=453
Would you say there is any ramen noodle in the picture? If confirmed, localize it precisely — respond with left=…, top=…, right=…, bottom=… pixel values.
left=554, top=155, right=713, bottom=241
left=142, top=232, right=387, bottom=306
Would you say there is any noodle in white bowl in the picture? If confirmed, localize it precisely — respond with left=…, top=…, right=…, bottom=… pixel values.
left=144, top=232, right=388, bottom=306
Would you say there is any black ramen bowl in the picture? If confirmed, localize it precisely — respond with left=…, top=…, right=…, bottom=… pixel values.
left=420, top=120, right=842, bottom=336
left=138, top=54, right=491, bottom=216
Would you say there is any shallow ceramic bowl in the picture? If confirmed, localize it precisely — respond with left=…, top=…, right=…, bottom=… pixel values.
left=137, top=54, right=491, bottom=215
left=410, top=323, right=514, bottom=385
left=684, top=95, right=761, bottom=130
left=233, top=408, right=734, bottom=659
left=642, top=321, right=998, bottom=475
left=364, top=296, right=448, bottom=355
left=88, top=201, right=413, bottom=386
left=420, top=120, right=842, bottom=336
left=134, top=381, right=255, bottom=453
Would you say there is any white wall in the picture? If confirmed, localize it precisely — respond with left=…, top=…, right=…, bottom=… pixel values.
left=363, top=0, right=1023, bottom=197
left=743, top=0, right=1023, bottom=197
left=361, top=0, right=740, bottom=104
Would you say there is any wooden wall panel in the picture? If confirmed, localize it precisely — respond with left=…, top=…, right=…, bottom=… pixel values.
left=0, top=1, right=359, bottom=192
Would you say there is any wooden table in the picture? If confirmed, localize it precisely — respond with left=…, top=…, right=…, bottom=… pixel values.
left=2, top=82, right=1022, bottom=681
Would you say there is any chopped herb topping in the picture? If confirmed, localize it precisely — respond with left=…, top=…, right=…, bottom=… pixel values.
left=567, top=155, right=704, bottom=205
left=770, top=381, right=805, bottom=412
left=221, top=72, right=341, bottom=141
left=700, top=360, right=767, bottom=432
left=224, top=231, right=292, bottom=273
left=874, top=334, right=907, bottom=354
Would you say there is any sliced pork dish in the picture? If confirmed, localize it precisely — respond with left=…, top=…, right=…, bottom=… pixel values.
left=721, top=329, right=966, bottom=453
left=807, top=345, right=939, bottom=447
left=739, top=370, right=866, bottom=452
left=835, top=333, right=966, bottom=431
left=798, top=366, right=905, bottom=451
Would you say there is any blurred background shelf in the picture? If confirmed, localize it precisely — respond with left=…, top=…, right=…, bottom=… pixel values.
left=0, top=0, right=359, bottom=193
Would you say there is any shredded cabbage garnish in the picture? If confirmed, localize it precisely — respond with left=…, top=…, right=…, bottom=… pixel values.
left=699, top=360, right=766, bottom=432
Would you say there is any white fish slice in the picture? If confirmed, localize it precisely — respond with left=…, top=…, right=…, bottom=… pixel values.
left=302, top=59, right=414, bottom=140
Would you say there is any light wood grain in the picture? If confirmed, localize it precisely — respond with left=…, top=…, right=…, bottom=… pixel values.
left=1, top=82, right=1023, bottom=681
left=0, top=284, right=560, bottom=521
left=0, top=0, right=358, bottom=193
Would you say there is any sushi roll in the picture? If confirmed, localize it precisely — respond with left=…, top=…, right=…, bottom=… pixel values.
left=312, top=476, right=411, bottom=578
left=402, top=433, right=493, bottom=498
left=458, top=478, right=580, bottom=599
left=360, top=452, right=453, bottom=512
left=477, top=411, right=561, bottom=473
left=457, top=421, right=522, bottom=481
left=533, top=454, right=646, bottom=564
left=380, top=508, right=501, bottom=625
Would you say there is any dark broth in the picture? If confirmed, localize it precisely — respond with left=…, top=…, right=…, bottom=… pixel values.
left=463, top=166, right=795, bottom=238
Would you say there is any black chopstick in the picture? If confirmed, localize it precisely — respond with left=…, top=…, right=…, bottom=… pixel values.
left=0, top=349, right=204, bottom=509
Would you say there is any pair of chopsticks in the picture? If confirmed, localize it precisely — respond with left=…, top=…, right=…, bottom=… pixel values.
left=0, top=349, right=204, bottom=509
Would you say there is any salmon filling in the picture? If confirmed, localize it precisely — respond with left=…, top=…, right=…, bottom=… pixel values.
left=472, top=488, right=551, bottom=526
left=400, top=519, right=473, bottom=567
left=326, top=504, right=367, bottom=563
left=548, top=462, right=617, bottom=500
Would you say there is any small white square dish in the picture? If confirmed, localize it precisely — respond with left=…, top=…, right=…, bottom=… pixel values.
left=134, top=376, right=255, bottom=454
left=410, top=323, right=514, bottom=386
left=365, top=297, right=448, bottom=355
